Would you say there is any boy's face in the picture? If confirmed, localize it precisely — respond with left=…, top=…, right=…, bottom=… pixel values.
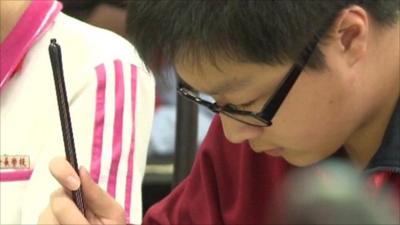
left=175, top=52, right=366, bottom=166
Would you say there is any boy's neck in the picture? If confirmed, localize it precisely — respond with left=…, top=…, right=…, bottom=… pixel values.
left=344, top=23, right=400, bottom=169
left=345, top=96, right=398, bottom=169
left=0, top=0, right=31, bottom=42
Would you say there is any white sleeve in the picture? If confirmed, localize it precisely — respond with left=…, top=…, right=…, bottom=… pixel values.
left=19, top=58, right=154, bottom=225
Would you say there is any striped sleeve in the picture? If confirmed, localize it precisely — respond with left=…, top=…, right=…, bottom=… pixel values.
left=88, top=59, right=154, bottom=224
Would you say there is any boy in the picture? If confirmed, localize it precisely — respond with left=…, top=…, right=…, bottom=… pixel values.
left=39, top=1, right=399, bottom=224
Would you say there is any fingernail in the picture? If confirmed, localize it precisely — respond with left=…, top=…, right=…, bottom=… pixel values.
left=80, top=166, right=94, bottom=183
left=67, top=175, right=81, bottom=190
left=80, top=166, right=88, bottom=173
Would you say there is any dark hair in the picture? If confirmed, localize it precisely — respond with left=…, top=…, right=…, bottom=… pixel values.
left=127, top=0, right=399, bottom=76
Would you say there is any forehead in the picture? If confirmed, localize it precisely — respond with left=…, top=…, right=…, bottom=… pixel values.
left=174, top=56, right=289, bottom=95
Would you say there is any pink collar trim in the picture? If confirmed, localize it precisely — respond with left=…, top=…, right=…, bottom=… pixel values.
left=0, top=0, right=62, bottom=90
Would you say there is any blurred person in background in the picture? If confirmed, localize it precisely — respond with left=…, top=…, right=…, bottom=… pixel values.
left=39, top=0, right=399, bottom=224
left=60, top=0, right=128, bottom=37
left=0, top=0, right=154, bottom=224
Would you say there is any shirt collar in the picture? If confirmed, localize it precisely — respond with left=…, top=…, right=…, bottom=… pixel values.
left=365, top=100, right=400, bottom=174
left=0, top=0, right=62, bottom=90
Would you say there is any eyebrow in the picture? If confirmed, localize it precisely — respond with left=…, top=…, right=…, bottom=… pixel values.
left=208, top=77, right=254, bottom=95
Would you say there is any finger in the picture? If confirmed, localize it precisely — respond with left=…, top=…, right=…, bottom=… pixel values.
left=49, top=157, right=81, bottom=191
left=37, top=206, right=59, bottom=225
left=79, top=167, right=125, bottom=221
left=50, top=188, right=90, bottom=225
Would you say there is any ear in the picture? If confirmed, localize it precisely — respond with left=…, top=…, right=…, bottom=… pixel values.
left=331, top=6, right=369, bottom=67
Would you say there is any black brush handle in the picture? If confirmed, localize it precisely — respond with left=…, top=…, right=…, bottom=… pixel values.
left=48, top=39, right=85, bottom=215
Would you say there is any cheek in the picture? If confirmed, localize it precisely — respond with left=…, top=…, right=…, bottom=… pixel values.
left=277, top=117, right=347, bottom=150
left=267, top=74, right=355, bottom=153
left=268, top=113, right=350, bottom=166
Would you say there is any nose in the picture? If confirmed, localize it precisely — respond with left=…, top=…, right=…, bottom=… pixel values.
left=220, top=114, right=264, bottom=144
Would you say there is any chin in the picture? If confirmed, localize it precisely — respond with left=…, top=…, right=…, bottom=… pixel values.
left=283, top=155, right=325, bottom=167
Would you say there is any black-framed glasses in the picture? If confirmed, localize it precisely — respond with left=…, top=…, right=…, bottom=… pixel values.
left=177, top=33, right=321, bottom=127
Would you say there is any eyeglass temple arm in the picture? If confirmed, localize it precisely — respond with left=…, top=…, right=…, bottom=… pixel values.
left=260, top=34, right=321, bottom=121
left=260, top=64, right=303, bottom=121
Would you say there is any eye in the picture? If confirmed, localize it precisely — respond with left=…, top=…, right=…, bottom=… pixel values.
left=237, top=100, right=257, bottom=110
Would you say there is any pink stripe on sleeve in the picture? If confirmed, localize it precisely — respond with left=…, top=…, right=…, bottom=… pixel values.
left=124, top=65, right=138, bottom=221
left=107, top=60, right=125, bottom=197
left=90, top=64, right=107, bottom=183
